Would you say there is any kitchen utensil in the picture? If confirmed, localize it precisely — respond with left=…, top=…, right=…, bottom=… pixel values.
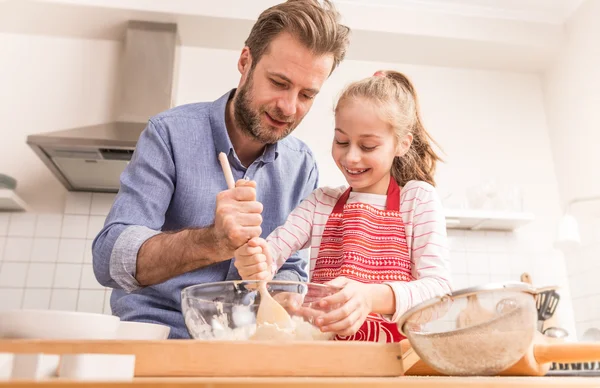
left=217, top=152, right=294, bottom=330
left=519, top=272, right=560, bottom=332
left=181, top=280, right=340, bottom=341
left=401, top=331, right=600, bottom=377
left=217, top=152, right=235, bottom=189
left=543, top=327, right=569, bottom=339
left=397, top=281, right=539, bottom=376
left=0, top=310, right=120, bottom=340
left=536, top=289, right=560, bottom=331
left=256, top=282, right=294, bottom=329
left=520, top=273, right=532, bottom=284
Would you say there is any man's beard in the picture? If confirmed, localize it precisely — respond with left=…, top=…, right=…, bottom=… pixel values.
left=233, top=73, right=297, bottom=145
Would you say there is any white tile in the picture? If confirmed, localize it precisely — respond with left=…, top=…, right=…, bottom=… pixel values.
left=505, top=233, right=534, bottom=254
left=80, top=264, right=103, bottom=290
left=50, top=289, right=78, bottom=311
left=576, top=323, right=588, bottom=340
left=0, top=237, right=5, bottom=261
left=580, top=298, right=593, bottom=322
left=467, top=273, right=490, bottom=287
left=451, top=274, right=469, bottom=290
left=83, top=239, right=94, bottom=263
left=86, top=216, right=105, bottom=240
left=0, top=262, right=29, bottom=287
left=568, top=273, right=585, bottom=299
left=7, top=213, right=36, bottom=237
left=484, top=231, right=507, bottom=253
left=582, top=272, right=597, bottom=297
left=22, top=289, right=52, bottom=309
left=61, top=215, right=89, bottom=239
left=77, top=290, right=105, bottom=314
left=30, top=238, right=60, bottom=263
left=3, top=237, right=32, bottom=262
left=490, top=273, right=511, bottom=283
left=464, top=230, right=487, bottom=252
left=34, top=214, right=63, bottom=238
left=449, top=250, right=466, bottom=274
left=0, top=288, right=24, bottom=311
left=57, top=239, right=85, bottom=263
left=64, top=192, right=92, bottom=215
left=26, top=263, right=56, bottom=288
left=509, top=254, right=534, bottom=281
left=466, top=251, right=489, bottom=274
left=52, top=264, right=82, bottom=289
left=446, top=229, right=465, bottom=251
left=90, top=193, right=115, bottom=216
left=0, top=214, right=9, bottom=236
left=487, top=252, right=510, bottom=276
left=103, top=289, right=112, bottom=314
left=589, top=295, right=600, bottom=321
left=571, top=298, right=585, bottom=322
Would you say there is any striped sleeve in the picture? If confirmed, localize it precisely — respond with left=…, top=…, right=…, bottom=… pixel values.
left=385, top=181, right=452, bottom=321
left=266, top=188, right=319, bottom=270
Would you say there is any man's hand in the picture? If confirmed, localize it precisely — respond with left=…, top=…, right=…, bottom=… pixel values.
left=313, top=277, right=374, bottom=337
left=234, top=237, right=274, bottom=280
left=213, top=179, right=263, bottom=259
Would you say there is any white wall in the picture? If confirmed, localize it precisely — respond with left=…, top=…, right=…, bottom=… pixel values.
left=0, top=33, right=120, bottom=212
left=0, top=32, right=582, bottom=339
left=543, top=0, right=600, bottom=338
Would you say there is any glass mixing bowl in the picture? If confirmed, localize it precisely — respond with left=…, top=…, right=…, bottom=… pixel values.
left=181, top=280, right=342, bottom=341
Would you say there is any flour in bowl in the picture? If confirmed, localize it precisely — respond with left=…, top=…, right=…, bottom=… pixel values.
left=185, top=303, right=332, bottom=341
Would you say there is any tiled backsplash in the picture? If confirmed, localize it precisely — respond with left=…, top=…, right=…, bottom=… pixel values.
left=0, top=193, right=115, bottom=315
left=2, top=192, right=596, bottom=340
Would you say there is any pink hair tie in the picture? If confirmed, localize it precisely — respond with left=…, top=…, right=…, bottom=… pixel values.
left=373, top=71, right=385, bottom=77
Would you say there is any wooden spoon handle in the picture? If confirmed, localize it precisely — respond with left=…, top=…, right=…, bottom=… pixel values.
left=534, top=342, right=600, bottom=364
left=218, top=152, right=235, bottom=189
left=520, top=273, right=532, bottom=284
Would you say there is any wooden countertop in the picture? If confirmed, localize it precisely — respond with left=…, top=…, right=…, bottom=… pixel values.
left=2, top=376, right=600, bottom=387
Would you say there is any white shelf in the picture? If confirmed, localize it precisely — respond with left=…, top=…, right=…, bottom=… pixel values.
left=444, top=208, right=534, bottom=231
left=0, top=189, right=30, bottom=212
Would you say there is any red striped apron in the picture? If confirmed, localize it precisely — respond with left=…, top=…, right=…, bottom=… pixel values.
left=312, top=177, right=411, bottom=343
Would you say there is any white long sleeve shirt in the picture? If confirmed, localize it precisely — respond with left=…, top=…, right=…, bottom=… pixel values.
left=266, top=180, right=452, bottom=321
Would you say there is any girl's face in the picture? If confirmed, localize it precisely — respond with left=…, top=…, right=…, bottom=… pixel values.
left=332, top=98, right=411, bottom=194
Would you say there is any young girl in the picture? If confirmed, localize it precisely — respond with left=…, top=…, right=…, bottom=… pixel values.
left=234, top=70, right=452, bottom=343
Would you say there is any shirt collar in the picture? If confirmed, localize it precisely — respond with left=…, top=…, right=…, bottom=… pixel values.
left=209, top=89, right=279, bottom=165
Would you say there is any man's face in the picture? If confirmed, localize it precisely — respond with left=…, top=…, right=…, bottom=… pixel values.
left=234, top=32, right=334, bottom=144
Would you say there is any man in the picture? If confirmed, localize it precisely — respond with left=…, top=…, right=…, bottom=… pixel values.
left=92, top=0, right=350, bottom=339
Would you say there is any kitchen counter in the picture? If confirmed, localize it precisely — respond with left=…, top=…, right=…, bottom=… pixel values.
left=2, top=376, right=600, bottom=387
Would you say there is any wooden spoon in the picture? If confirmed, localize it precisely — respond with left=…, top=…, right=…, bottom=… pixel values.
left=217, top=152, right=293, bottom=330
left=520, top=272, right=532, bottom=284
left=256, top=282, right=294, bottom=329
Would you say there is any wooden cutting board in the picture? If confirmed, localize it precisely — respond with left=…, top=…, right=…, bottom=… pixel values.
left=0, top=339, right=405, bottom=377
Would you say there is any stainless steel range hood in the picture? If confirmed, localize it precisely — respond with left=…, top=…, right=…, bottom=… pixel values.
left=27, top=21, right=178, bottom=192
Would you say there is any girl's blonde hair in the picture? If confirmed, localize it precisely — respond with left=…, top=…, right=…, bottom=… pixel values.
left=335, top=70, right=442, bottom=186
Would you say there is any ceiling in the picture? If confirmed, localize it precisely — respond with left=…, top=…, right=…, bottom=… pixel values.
left=337, top=0, right=585, bottom=24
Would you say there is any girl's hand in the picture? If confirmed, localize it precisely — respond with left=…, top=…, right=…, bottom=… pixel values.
left=233, top=237, right=274, bottom=280
left=314, top=277, right=373, bottom=336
